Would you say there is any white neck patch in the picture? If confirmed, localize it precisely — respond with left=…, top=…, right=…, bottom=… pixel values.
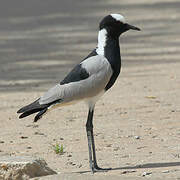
left=111, top=14, right=126, bottom=24
left=96, top=28, right=107, bottom=56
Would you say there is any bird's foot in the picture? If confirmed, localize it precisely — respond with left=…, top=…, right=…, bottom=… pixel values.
left=92, top=164, right=112, bottom=173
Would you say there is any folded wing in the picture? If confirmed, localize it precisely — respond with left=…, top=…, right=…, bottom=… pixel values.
left=17, top=54, right=112, bottom=121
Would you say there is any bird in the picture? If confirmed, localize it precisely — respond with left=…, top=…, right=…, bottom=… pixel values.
left=17, top=13, right=140, bottom=173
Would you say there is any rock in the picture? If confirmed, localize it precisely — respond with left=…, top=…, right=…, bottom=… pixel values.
left=141, top=171, right=152, bottom=176
left=34, top=132, right=45, bottom=136
left=162, top=170, right=169, bottom=173
left=121, top=170, right=136, bottom=174
left=20, top=136, right=28, bottom=139
left=67, top=154, right=72, bottom=157
left=0, top=156, right=57, bottom=180
left=134, top=136, right=140, bottom=139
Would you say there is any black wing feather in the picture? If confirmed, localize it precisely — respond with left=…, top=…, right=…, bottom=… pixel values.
left=17, top=99, right=42, bottom=113
left=34, top=108, right=47, bottom=122
left=60, top=64, right=89, bottom=85
left=17, top=49, right=98, bottom=120
left=19, top=108, right=43, bottom=119
left=60, top=49, right=97, bottom=85
left=17, top=97, right=62, bottom=119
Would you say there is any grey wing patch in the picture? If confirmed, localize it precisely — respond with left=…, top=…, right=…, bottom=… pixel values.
left=40, top=55, right=113, bottom=105
left=60, top=64, right=89, bottom=85
left=39, top=84, right=63, bottom=105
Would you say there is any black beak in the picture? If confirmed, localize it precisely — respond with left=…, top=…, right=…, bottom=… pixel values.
left=126, top=23, right=141, bottom=31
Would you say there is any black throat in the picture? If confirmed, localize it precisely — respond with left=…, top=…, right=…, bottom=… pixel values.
left=104, top=35, right=121, bottom=90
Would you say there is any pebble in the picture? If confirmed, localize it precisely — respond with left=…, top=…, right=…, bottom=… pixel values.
left=162, top=170, right=169, bottom=173
left=121, top=170, right=136, bottom=174
left=26, top=124, right=39, bottom=128
left=141, top=172, right=152, bottom=176
left=33, top=125, right=39, bottom=128
left=20, top=136, right=28, bottom=139
left=121, top=155, right=129, bottom=158
left=137, top=146, right=146, bottom=149
left=78, top=164, right=82, bottom=168
left=68, top=161, right=76, bottom=166
left=106, top=144, right=112, bottom=147
left=34, top=132, right=44, bottom=135
left=113, top=147, right=119, bottom=151
left=134, top=136, right=140, bottom=139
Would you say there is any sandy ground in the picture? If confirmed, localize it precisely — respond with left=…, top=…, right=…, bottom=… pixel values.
left=0, top=0, right=180, bottom=179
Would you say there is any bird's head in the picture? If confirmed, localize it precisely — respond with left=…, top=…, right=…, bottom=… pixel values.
left=99, top=14, right=140, bottom=38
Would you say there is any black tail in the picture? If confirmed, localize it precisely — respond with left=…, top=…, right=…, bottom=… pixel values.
left=17, top=98, right=62, bottom=122
left=17, top=99, right=49, bottom=122
left=34, top=108, right=47, bottom=122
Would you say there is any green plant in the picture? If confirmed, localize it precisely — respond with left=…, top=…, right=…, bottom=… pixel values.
left=53, top=143, right=64, bottom=155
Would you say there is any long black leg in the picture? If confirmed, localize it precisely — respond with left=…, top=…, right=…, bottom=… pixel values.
left=86, top=108, right=94, bottom=172
left=91, top=127, right=97, bottom=167
left=86, top=108, right=111, bottom=173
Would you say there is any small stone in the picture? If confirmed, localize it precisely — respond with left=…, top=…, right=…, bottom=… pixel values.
left=0, top=141, right=4, bottom=144
left=122, top=170, right=136, bottom=174
left=26, top=125, right=32, bottom=127
left=134, top=136, right=140, bottom=139
left=78, top=164, right=82, bottom=168
left=137, top=146, right=146, bottom=149
left=60, top=137, right=64, bottom=140
left=20, top=136, right=28, bottom=139
left=113, top=147, right=119, bottom=151
left=34, top=132, right=44, bottom=136
left=162, top=170, right=169, bottom=173
left=67, top=154, right=72, bottom=157
left=106, top=144, right=112, bottom=147
left=141, top=172, right=152, bottom=176
left=121, top=155, right=129, bottom=158
left=68, top=161, right=76, bottom=166
left=152, top=135, right=157, bottom=138
left=127, top=135, right=132, bottom=138
left=26, top=124, right=39, bottom=128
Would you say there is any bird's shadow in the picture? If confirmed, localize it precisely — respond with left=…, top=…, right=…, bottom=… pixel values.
left=75, top=161, right=180, bottom=174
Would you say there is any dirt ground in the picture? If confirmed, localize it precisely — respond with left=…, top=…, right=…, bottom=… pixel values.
left=0, top=0, right=180, bottom=179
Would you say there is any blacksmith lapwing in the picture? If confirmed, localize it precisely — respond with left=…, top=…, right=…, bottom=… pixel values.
left=17, top=13, right=140, bottom=173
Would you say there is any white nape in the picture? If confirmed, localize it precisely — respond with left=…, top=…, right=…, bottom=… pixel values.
left=111, top=14, right=126, bottom=24
left=96, top=28, right=107, bottom=56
